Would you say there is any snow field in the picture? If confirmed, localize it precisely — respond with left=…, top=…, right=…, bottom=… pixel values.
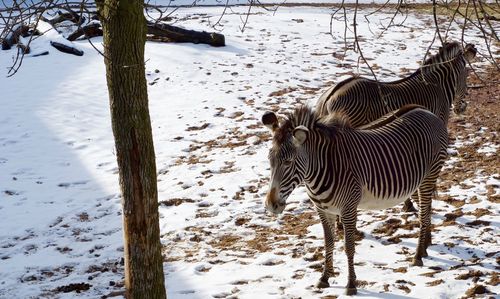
left=1, top=5, right=499, bottom=299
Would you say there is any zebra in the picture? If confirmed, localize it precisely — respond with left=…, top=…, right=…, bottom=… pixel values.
left=262, top=105, right=448, bottom=295
left=316, top=42, right=475, bottom=212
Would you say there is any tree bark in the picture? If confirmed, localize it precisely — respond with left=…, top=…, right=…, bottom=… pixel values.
left=96, top=0, right=167, bottom=298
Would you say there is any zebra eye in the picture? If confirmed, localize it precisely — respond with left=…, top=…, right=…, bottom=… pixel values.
left=283, top=160, right=293, bottom=166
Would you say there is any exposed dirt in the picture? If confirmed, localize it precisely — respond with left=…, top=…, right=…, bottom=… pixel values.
left=159, top=198, right=196, bottom=206
left=204, top=68, right=499, bottom=260
left=54, top=283, right=91, bottom=293
left=455, top=270, right=484, bottom=282
left=437, top=68, right=500, bottom=198
left=171, top=66, right=499, bottom=293
left=426, top=279, right=444, bottom=286
left=464, top=284, right=490, bottom=298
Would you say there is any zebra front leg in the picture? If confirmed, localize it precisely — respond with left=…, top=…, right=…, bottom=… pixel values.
left=425, top=224, right=432, bottom=250
left=341, top=210, right=357, bottom=295
left=412, top=184, right=434, bottom=266
left=401, top=191, right=418, bottom=213
left=316, top=209, right=337, bottom=288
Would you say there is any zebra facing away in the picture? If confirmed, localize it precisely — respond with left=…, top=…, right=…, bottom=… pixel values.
left=317, top=42, right=476, bottom=124
left=262, top=105, right=448, bottom=295
left=317, top=42, right=475, bottom=212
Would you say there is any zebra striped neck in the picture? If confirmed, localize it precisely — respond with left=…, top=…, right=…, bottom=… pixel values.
left=423, top=42, right=463, bottom=66
left=302, top=128, right=349, bottom=201
left=420, top=42, right=466, bottom=102
left=406, top=55, right=466, bottom=107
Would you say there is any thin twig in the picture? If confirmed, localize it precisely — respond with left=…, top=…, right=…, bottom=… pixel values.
left=239, top=0, right=254, bottom=32
left=432, top=0, right=444, bottom=44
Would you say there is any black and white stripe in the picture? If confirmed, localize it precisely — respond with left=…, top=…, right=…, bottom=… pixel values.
left=317, top=42, right=475, bottom=212
left=317, top=42, right=476, bottom=126
left=262, top=105, right=448, bottom=295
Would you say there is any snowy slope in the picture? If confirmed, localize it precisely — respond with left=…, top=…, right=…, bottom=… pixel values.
left=1, top=6, right=499, bottom=299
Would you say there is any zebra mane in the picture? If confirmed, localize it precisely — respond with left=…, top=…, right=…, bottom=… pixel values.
left=274, top=106, right=351, bottom=144
left=422, top=42, right=463, bottom=67
left=317, top=111, right=351, bottom=129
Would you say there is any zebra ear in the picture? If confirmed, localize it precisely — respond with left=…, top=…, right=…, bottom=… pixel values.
left=292, top=126, right=309, bottom=147
left=262, top=111, right=279, bottom=132
left=464, top=44, right=477, bottom=61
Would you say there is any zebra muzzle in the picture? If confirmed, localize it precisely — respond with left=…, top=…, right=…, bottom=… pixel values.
left=265, top=187, right=286, bottom=214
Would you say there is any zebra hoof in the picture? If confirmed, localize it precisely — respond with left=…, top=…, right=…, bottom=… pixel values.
left=345, top=287, right=357, bottom=296
left=412, top=258, right=423, bottom=267
left=402, top=202, right=418, bottom=213
left=316, top=279, right=330, bottom=288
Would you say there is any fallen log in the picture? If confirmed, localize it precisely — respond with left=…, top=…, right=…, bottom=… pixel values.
left=31, top=51, right=50, bottom=57
left=41, top=10, right=85, bottom=26
left=50, top=41, right=84, bottom=56
left=67, top=23, right=103, bottom=41
left=480, top=15, right=499, bottom=21
left=2, top=24, right=30, bottom=50
left=146, top=22, right=225, bottom=47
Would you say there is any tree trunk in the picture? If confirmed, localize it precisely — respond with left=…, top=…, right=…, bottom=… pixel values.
left=96, top=0, right=167, bottom=298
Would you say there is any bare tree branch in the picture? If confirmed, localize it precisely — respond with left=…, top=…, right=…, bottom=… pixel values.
left=432, top=0, right=444, bottom=44
left=1, top=0, right=498, bottom=79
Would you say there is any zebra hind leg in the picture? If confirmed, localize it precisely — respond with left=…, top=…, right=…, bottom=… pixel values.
left=412, top=179, right=436, bottom=266
left=316, top=210, right=337, bottom=288
left=424, top=189, right=438, bottom=249
left=341, top=210, right=358, bottom=295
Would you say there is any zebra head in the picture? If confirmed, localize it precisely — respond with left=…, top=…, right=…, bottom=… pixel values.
left=453, top=43, right=477, bottom=115
left=262, top=110, right=309, bottom=214
left=424, top=42, right=477, bottom=115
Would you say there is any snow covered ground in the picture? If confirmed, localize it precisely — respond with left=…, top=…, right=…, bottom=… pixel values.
left=1, top=5, right=499, bottom=299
